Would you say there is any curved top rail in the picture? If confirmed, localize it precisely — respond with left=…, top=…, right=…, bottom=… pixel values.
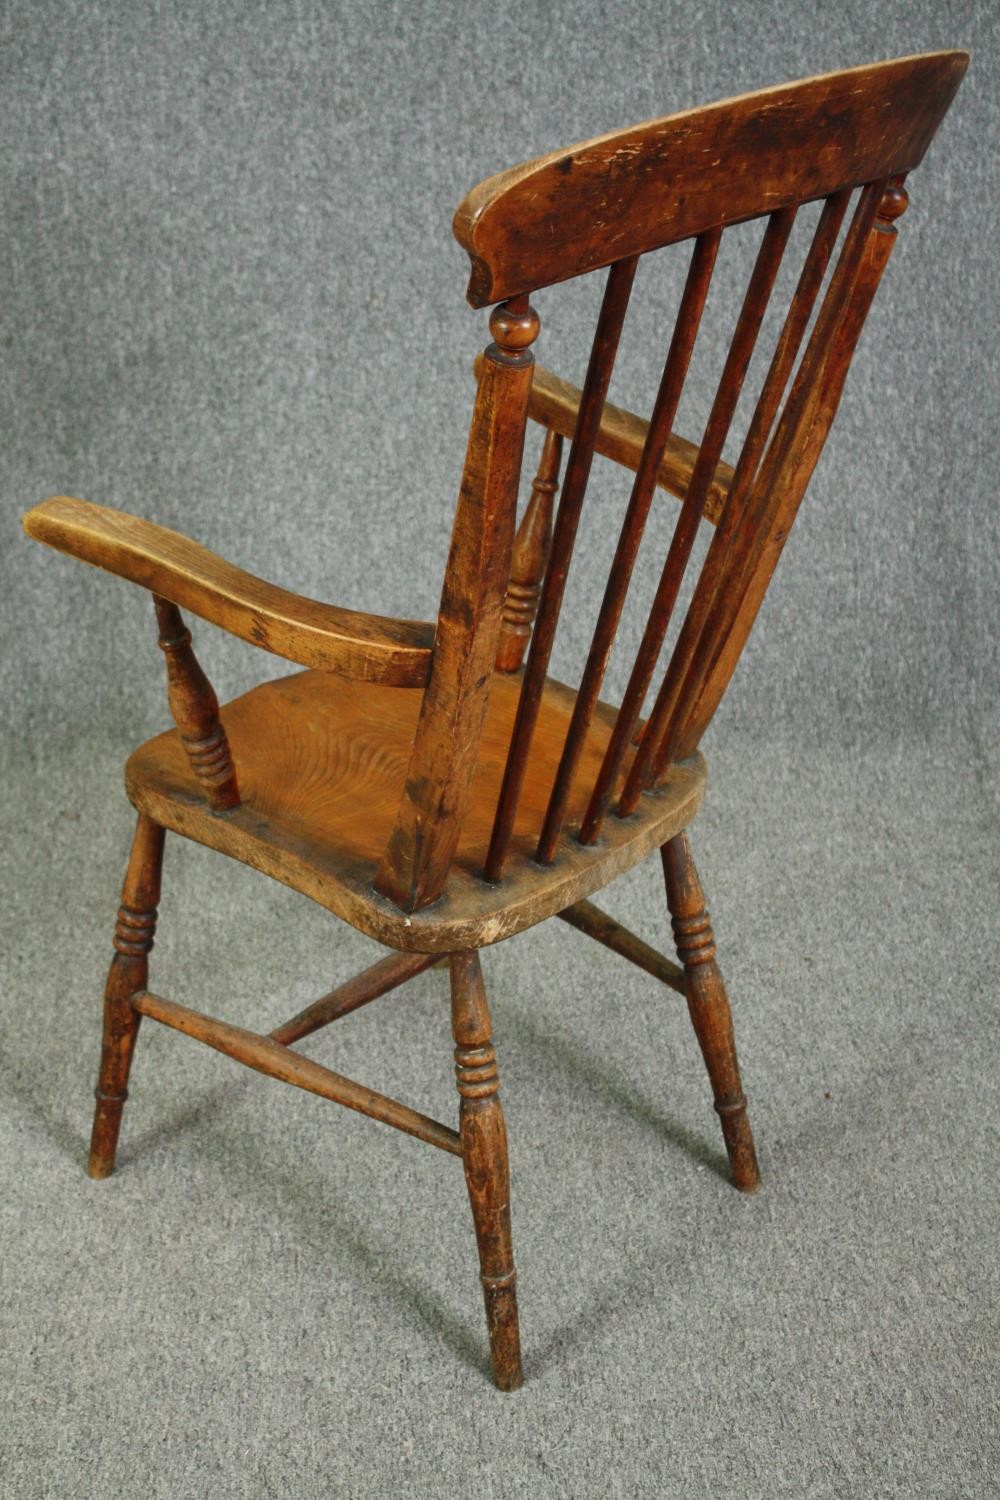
left=453, top=51, right=968, bottom=307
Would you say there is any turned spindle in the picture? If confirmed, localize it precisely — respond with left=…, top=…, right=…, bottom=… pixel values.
left=662, top=833, right=760, bottom=1192
left=450, top=950, right=522, bottom=1391
left=495, top=427, right=563, bottom=672
left=153, top=596, right=240, bottom=810
left=88, top=814, right=165, bottom=1178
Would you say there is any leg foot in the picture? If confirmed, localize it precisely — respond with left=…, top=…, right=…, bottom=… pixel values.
left=450, top=951, right=523, bottom=1391
left=662, top=833, right=760, bottom=1193
left=88, top=815, right=165, bottom=1179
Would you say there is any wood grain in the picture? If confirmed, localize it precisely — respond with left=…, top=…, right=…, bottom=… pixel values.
left=269, top=951, right=439, bottom=1046
left=556, top=898, right=685, bottom=995
left=154, top=596, right=241, bottom=809
left=662, top=834, right=759, bottom=1191
left=536, top=228, right=720, bottom=861
left=451, top=951, right=522, bottom=1390
left=485, top=257, right=638, bottom=881
left=125, top=666, right=706, bottom=951
left=454, top=52, right=967, bottom=305
left=495, top=427, right=563, bottom=672
left=22, top=54, right=969, bottom=1393
left=475, top=358, right=733, bottom=522
left=374, top=298, right=540, bottom=911
left=134, top=990, right=462, bottom=1155
left=88, top=814, right=165, bottom=1179
left=23, top=496, right=435, bottom=686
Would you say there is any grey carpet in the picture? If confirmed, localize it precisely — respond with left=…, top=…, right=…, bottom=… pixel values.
left=1, top=2, right=997, bottom=1496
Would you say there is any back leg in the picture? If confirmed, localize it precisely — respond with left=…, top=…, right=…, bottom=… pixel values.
left=88, top=813, right=165, bottom=1179
left=661, top=832, right=760, bottom=1192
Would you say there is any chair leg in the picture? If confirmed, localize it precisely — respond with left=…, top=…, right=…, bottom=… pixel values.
left=661, top=832, right=760, bottom=1193
left=88, top=814, right=166, bottom=1180
left=449, top=951, right=523, bottom=1391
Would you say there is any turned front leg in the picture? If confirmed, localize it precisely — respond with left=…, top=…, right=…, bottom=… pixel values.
left=661, top=833, right=760, bottom=1192
left=88, top=814, right=165, bottom=1179
left=449, top=950, right=523, bottom=1391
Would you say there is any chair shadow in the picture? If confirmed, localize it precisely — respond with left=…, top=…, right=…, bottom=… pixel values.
left=12, top=1041, right=488, bottom=1379
left=214, top=1133, right=488, bottom=1379
left=498, top=1003, right=743, bottom=1376
left=2, top=976, right=731, bottom=1385
left=0, top=1045, right=89, bottom=1169
left=506, top=1005, right=730, bottom=1184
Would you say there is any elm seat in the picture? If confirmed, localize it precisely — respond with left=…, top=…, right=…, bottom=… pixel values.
left=126, top=668, right=706, bottom=952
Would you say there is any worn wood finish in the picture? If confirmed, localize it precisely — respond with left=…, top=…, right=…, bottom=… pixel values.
left=486, top=256, right=638, bottom=881
left=556, top=899, right=685, bottom=995
left=662, top=834, right=759, bottom=1192
left=476, top=359, right=733, bottom=521
left=612, top=206, right=796, bottom=818
left=270, top=951, right=439, bottom=1047
left=153, top=596, right=240, bottom=810
left=134, top=990, right=462, bottom=1155
left=652, top=187, right=887, bottom=777
left=669, top=179, right=911, bottom=762
left=633, top=189, right=852, bottom=783
left=23, top=496, right=435, bottom=686
left=574, top=208, right=793, bottom=841
left=495, top=428, right=563, bottom=672
left=454, top=52, right=967, bottom=305
left=450, top=951, right=522, bottom=1391
left=126, top=666, right=707, bottom=952
left=374, top=298, right=540, bottom=913
left=23, top=55, right=967, bottom=1391
left=88, top=814, right=165, bottom=1179
left=536, top=229, right=721, bottom=862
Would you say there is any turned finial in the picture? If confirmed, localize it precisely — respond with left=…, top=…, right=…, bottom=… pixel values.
left=877, top=178, right=910, bottom=229
left=489, top=296, right=540, bottom=362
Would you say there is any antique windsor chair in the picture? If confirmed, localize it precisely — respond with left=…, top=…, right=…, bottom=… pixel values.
left=23, top=51, right=967, bottom=1391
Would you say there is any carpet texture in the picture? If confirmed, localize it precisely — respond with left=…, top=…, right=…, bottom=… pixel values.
left=1, top=2, right=997, bottom=1496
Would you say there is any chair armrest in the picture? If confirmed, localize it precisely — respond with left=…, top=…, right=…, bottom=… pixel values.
left=23, top=496, right=435, bottom=687
left=474, top=357, right=732, bottom=523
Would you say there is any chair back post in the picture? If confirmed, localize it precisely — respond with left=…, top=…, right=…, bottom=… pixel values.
left=373, top=298, right=540, bottom=912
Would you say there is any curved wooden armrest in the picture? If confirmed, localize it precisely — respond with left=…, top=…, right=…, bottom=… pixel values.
left=474, top=356, right=732, bottom=523
left=23, top=496, right=435, bottom=687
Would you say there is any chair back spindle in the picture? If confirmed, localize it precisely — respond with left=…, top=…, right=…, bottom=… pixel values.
left=620, top=180, right=887, bottom=812
left=495, top=428, right=564, bottom=673
left=534, top=227, right=721, bottom=864
left=375, top=53, right=966, bottom=913
left=600, top=184, right=853, bottom=831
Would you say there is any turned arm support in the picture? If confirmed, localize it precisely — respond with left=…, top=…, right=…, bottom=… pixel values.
left=474, top=357, right=732, bottom=524
left=23, top=496, right=435, bottom=687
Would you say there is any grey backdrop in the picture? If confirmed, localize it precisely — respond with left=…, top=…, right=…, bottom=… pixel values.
left=2, top=3, right=997, bottom=1498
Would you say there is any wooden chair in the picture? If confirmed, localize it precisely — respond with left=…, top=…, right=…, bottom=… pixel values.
left=23, top=52, right=967, bottom=1390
